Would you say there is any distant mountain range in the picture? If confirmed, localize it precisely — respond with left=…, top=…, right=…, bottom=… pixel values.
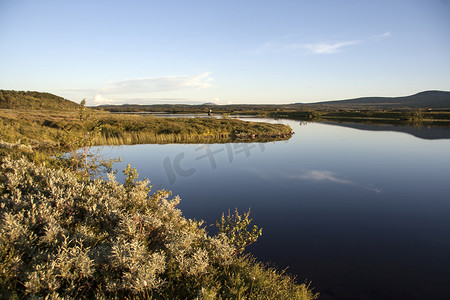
left=302, top=90, right=450, bottom=109
left=1, top=89, right=449, bottom=110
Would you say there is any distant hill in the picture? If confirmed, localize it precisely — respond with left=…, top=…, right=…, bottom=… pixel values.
left=306, top=91, right=450, bottom=109
left=3, top=89, right=449, bottom=112
left=0, top=90, right=79, bottom=110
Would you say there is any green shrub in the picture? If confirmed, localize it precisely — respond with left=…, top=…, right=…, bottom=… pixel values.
left=0, top=157, right=317, bottom=299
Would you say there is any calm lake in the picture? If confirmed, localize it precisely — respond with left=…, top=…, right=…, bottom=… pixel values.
left=96, top=118, right=450, bottom=300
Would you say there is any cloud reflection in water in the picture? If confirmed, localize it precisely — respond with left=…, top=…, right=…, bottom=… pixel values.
left=259, top=169, right=382, bottom=193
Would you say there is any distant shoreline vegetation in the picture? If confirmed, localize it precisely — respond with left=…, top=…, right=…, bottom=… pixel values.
left=98, top=105, right=450, bottom=128
left=96, top=90, right=450, bottom=127
left=269, top=109, right=450, bottom=127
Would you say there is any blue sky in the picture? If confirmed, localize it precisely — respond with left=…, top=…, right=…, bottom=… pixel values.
left=1, top=0, right=449, bottom=105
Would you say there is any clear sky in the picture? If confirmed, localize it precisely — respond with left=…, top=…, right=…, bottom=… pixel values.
left=1, top=0, right=449, bottom=105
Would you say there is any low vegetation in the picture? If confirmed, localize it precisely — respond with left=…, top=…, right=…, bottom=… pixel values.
left=0, top=157, right=318, bottom=299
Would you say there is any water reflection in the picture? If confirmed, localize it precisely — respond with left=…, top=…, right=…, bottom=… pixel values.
left=320, top=121, right=450, bottom=140
left=275, top=169, right=383, bottom=193
left=96, top=120, right=450, bottom=300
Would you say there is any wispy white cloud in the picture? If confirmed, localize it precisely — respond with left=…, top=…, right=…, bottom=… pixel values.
left=94, top=94, right=118, bottom=105
left=59, top=72, right=214, bottom=105
left=303, top=40, right=362, bottom=54
left=99, top=72, right=213, bottom=94
left=93, top=96, right=205, bottom=105
left=251, top=39, right=361, bottom=55
left=371, top=32, right=392, bottom=41
left=251, top=31, right=391, bottom=55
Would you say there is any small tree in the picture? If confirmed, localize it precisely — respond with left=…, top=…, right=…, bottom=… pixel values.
left=216, top=208, right=263, bottom=255
left=57, top=99, right=119, bottom=177
left=78, top=98, right=87, bottom=122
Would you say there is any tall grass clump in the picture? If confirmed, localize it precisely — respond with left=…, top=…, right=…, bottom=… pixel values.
left=0, top=157, right=318, bottom=299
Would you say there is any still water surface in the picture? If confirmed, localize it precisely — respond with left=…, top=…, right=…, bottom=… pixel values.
left=97, top=119, right=450, bottom=300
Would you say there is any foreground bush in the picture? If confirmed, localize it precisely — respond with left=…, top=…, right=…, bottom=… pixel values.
left=0, top=158, right=317, bottom=299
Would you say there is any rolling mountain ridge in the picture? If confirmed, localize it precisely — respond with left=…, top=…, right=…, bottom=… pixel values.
left=305, top=90, right=450, bottom=109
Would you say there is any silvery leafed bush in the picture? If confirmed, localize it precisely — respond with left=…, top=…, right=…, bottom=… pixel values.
left=0, top=158, right=317, bottom=299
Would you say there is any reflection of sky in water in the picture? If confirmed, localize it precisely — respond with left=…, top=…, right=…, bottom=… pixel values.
left=259, top=169, right=383, bottom=193
left=96, top=120, right=450, bottom=299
